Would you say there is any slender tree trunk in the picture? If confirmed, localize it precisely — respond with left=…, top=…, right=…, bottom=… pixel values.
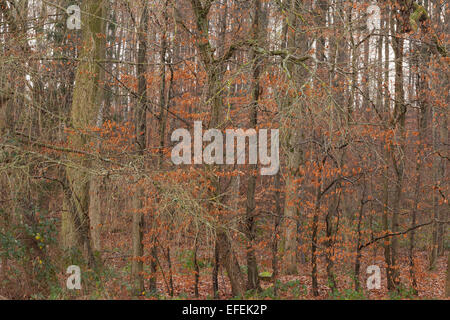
left=193, top=233, right=200, bottom=298
left=281, top=0, right=304, bottom=276
left=382, top=14, right=394, bottom=291
left=311, top=191, right=320, bottom=297
left=131, top=0, right=149, bottom=294
left=166, top=247, right=174, bottom=297
left=272, top=171, right=283, bottom=296
left=311, top=162, right=323, bottom=297
left=212, top=238, right=220, bottom=299
left=437, top=107, right=448, bottom=257
left=310, top=0, right=328, bottom=297
left=430, top=104, right=439, bottom=270
left=390, top=9, right=406, bottom=291
left=245, top=0, right=266, bottom=292
left=354, top=179, right=366, bottom=291
left=325, top=189, right=339, bottom=292
left=409, top=39, right=429, bottom=293
left=446, top=252, right=450, bottom=297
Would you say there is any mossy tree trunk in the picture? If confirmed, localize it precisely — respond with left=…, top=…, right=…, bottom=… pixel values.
left=63, top=0, right=106, bottom=267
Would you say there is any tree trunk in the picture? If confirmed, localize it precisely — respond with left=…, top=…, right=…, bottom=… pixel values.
left=354, top=180, right=366, bottom=291
left=272, top=171, right=283, bottom=296
left=245, top=0, right=266, bottom=292
left=391, top=28, right=405, bottom=291
left=437, top=106, right=448, bottom=257
left=131, top=0, right=149, bottom=295
left=281, top=0, right=304, bottom=276
left=311, top=164, right=323, bottom=297
left=65, top=0, right=106, bottom=267
left=446, top=252, right=450, bottom=297
left=186, top=0, right=246, bottom=297
left=409, top=37, right=429, bottom=293
left=217, top=228, right=246, bottom=297
left=382, top=13, right=394, bottom=291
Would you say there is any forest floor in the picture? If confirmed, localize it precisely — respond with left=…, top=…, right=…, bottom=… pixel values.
left=94, top=219, right=450, bottom=300
left=132, top=250, right=448, bottom=300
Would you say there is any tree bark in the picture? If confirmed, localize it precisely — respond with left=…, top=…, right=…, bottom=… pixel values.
left=131, top=0, right=149, bottom=295
left=281, top=0, right=304, bottom=276
left=382, top=13, right=394, bottom=291
left=64, top=0, right=106, bottom=267
left=245, top=0, right=267, bottom=292
left=446, top=252, right=450, bottom=297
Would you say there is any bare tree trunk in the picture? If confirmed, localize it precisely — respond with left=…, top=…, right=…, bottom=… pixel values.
left=217, top=228, right=246, bottom=297
left=446, top=252, right=450, bottom=297
left=382, top=13, right=394, bottom=291
left=272, top=171, right=283, bottom=297
left=311, top=191, right=320, bottom=297
left=408, top=96, right=426, bottom=294
left=430, top=105, right=439, bottom=270
left=310, top=0, right=328, bottom=297
left=166, top=247, right=174, bottom=297
left=281, top=0, right=304, bottom=276
left=245, top=0, right=267, bottom=292
left=325, top=189, right=339, bottom=293
left=311, top=162, right=323, bottom=297
left=65, top=0, right=106, bottom=267
left=409, top=38, right=429, bottom=293
left=193, top=233, right=200, bottom=298
left=212, top=239, right=220, bottom=299
left=390, top=6, right=407, bottom=291
left=131, top=0, right=149, bottom=295
left=437, top=107, right=448, bottom=257
left=131, top=191, right=145, bottom=294
left=354, top=179, right=366, bottom=291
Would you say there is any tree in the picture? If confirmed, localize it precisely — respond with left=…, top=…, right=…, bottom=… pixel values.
left=63, top=0, right=106, bottom=266
left=131, top=0, right=149, bottom=295
left=446, top=253, right=450, bottom=297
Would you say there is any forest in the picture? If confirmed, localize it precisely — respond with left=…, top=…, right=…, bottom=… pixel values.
left=0, top=0, right=448, bottom=300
